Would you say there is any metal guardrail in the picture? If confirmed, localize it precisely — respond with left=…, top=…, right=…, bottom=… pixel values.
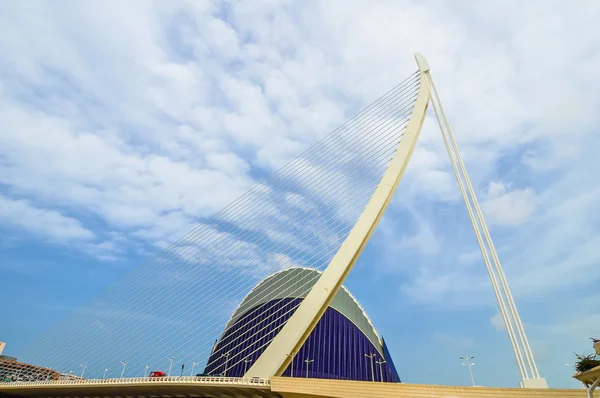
left=0, top=376, right=270, bottom=387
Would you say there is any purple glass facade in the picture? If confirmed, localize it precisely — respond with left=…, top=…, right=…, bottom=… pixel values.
left=204, top=297, right=400, bottom=382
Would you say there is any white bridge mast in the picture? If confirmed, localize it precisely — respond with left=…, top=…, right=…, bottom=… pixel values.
left=245, top=54, right=431, bottom=379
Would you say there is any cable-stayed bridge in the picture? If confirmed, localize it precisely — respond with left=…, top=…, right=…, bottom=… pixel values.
left=0, top=54, right=554, bottom=398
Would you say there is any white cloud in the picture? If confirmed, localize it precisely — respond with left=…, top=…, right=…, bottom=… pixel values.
left=0, top=196, right=94, bottom=243
left=399, top=269, right=490, bottom=308
left=457, top=250, right=481, bottom=266
left=482, top=182, right=538, bottom=227
left=490, top=313, right=506, bottom=331
left=432, top=332, right=475, bottom=350
left=0, top=95, right=254, bottom=244
left=398, top=216, right=441, bottom=256
left=2, top=0, right=595, bottom=258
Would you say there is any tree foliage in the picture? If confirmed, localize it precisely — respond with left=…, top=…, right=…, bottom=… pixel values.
left=574, top=353, right=600, bottom=373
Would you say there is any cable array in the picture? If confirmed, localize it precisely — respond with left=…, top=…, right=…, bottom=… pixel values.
left=14, top=71, right=421, bottom=381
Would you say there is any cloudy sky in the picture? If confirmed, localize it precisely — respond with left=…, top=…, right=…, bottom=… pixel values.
left=1, top=0, right=599, bottom=389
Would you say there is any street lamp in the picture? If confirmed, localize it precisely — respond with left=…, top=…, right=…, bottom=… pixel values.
left=119, top=361, right=128, bottom=379
left=143, top=365, right=149, bottom=377
left=243, top=359, right=252, bottom=374
left=365, top=353, right=376, bottom=382
left=103, top=368, right=109, bottom=379
left=304, top=358, right=314, bottom=378
left=221, top=353, right=230, bottom=377
left=460, top=355, right=476, bottom=386
left=80, top=364, right=87, bottom=379
left=191, top=362, right=198, bottom=376
left=167, top=357, right=175, bottom=377
left=375, top=359, right=387, bottom=382
left=286, top=352, right=296, bottom=377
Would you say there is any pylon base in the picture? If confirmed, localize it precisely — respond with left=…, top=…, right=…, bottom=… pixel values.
left=520, top=378, right=548, bottom=389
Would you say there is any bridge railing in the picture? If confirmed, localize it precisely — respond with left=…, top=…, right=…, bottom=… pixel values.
left=0, top=376, right=270, bottom=387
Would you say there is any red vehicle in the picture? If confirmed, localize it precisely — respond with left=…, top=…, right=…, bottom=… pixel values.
left=149, top=371, right=166, bottom=378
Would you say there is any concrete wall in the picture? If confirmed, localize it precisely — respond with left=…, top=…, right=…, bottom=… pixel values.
left=271, top=377, right=600, bottom=398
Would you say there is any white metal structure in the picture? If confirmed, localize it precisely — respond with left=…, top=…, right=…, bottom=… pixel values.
left=423, top=59, right=546, bottom=389
left=119, top=361, right=127, bottom=379
left=18, top=59, right=423, bottom=383
left=304, top=358, right=313, bottom=378
left=460, top=355, right=476, bottom=387
left=8, top=54, right=545, bottom=389
left=375, top=359, right=387, bottom=382
left=246, top=54, right=430, bottom=379
left=166, top=357, right=174, bottom=377
left=245, top=54, right=546, bottom=388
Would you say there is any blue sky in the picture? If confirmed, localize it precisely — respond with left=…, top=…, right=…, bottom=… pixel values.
left=1, top=0, right=599, bottom=389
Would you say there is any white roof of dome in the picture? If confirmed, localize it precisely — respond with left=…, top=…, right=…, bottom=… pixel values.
left=224, top=267, right=383, bottom=353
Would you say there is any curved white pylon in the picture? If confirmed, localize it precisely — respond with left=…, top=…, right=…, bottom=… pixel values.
left=245, top=54, right=431, bottom=378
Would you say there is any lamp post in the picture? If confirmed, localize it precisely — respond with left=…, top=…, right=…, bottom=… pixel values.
left=286, top=352, right=296, bottom=377
left=167, top=357, right=175, bottom=377
left=120, top=361, right=128, bottom=379
left=243, top=359, right=252, bottom=374
left=375, top=359, right=386, bottom=382
left=190, top=362, right=198, bottom=376
left=103, top=368, right=109, bottom=379
left=460, top=355, right=476, bottom=386
left=143, top=365, right=149, bottom=377
left=80, top=364, right=87, bottom=379
left=221, top=353, right=230, bottom=377
left=365, top=353, right=376, bottom=382
left=304, top=358, right=314, bottom=378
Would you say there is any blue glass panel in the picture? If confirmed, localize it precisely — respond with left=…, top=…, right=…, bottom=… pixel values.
left=204, top=298, right=400, bottom=382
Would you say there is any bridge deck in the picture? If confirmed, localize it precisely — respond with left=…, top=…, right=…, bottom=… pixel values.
left=0, top=376, right=279, bottom=398
left=1, top=376, right=597, bottom=398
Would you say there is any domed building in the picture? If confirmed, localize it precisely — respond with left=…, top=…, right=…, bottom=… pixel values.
left=205, top=268, right=400, bottom=382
